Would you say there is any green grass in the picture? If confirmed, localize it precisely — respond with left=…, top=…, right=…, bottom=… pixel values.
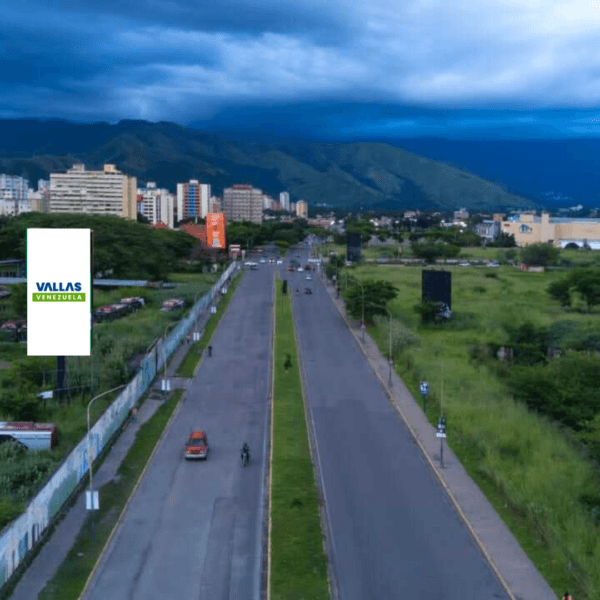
left=270, top=280, right=329, bottom=600
left=347, top=262, right=600, bottom=599
left=176, top=270, right=244, bottom=377
left=37, top=390, right=183, bottom=600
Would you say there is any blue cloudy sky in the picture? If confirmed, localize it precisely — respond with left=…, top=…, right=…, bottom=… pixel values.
left=2, top=0, right=600, bottom=139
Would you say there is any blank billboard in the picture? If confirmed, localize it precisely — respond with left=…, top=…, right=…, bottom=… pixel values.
left=347, top=232, right=362, bottom=262
left=206, top=213, right=226, bottom=249
left=422, top=270, right=452, bottom=310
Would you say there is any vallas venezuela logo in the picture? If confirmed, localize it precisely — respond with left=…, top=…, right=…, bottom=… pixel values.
left=32, top=282, right=86, bottom=302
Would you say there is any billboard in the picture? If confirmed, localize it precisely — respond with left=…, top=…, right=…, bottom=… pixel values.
left=347, top=232, right=362, bottom=262
left=206, top=213, right=226, bottom=249
left=27, top=229, right=91, bottom=356
left=422, top=270, right=452, bottom=310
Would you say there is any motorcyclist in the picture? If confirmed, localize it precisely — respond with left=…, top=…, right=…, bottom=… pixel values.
left=241, top=443, right=250, bottom=463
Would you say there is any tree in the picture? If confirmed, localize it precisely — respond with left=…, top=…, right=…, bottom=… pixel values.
left=10, top=284, right=26, bottom=320
left=411, top=242, right=445, bottom=264
left=571, top=269, right=600, bottom=312
left=414, top=299, right=446, bottom=324
left=488, top=232, right=516, bottom=247
left=547, top=279, right=572, bottom=307
left=344, top=279, right=399, bottom=322
left=520, top=243, right=560, bottom=267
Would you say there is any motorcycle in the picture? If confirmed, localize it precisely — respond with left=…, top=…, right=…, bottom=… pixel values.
left=241, top=448, right=250, bottom=467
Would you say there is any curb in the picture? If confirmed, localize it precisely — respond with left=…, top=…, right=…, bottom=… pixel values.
left=324, top=281, right=516, bottom=600
left=77, top=392, right=185, bottom=600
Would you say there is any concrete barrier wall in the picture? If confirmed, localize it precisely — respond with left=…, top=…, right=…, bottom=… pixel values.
left=0, top=262, right=239, bottom=584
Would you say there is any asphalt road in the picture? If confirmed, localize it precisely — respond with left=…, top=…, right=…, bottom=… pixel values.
left=83, top=264, right=273, bottom=600
left=286, top=245, right=509, bottom=600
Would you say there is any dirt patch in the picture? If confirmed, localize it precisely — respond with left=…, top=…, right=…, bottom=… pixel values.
left=0, top=361, right=12, bottom=370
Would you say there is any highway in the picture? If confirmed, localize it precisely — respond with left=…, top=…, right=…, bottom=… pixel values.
left=83, top=261, right=273, bottom=600
left=285, top=243, right=509, bottom=600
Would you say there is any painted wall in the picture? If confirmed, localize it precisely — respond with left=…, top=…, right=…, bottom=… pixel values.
left=0, top=262, right=239, bottom=585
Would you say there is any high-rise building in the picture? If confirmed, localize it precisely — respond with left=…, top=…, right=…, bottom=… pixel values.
left=223, top=184, right=263, bottom=224
left=176, top=180, right=211, bottom=222
left=0, top=174, right=30, bottom=216
left=279, top=191, right=290, bottom=211
left=296, top=200, right=308, bottom=219
left=263, top=195, right=274, bottom=210
left=210, top=196, right=221, bottom=213
left=49, top=163, right=137, bottom=218
left=138, top=182, right=175, bottom=228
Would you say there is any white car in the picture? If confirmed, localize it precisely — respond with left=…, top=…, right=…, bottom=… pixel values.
left=277, top=259, right=283, bottom=265
left=297, top=267, right=303, bottom=272
left=306, top=274, right=312, bottom=280
left=487, top=262, right=500, bottom=267
left=260, top=258, right=266, bottom=264
left=459, top=262, right=471, bottom=267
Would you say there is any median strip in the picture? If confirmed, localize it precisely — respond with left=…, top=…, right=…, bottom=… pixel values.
left=37, top=389, right=183, bottom=600
left=270, top=279, right=329, bottom=600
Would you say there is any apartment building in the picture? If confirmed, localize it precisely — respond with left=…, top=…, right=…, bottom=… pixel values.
left=502, top=212, right=600, bottom=248
left=138, top=182, right=175, bottom=228
left=279, top=191, right=290, bottom=211
left=0, top=174, right=30, bottom=216
left=49, top=163, right=137, bottom=219
left=222, top=184, right=263, bottom=224
left=296, top=200, right=308, bottom=219
left=210, top=196, right=221, bottom=213
left=176, top=180, right=210, bottom=221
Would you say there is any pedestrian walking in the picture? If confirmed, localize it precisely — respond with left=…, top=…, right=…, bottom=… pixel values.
left=208, top=345, right=212, bottom=357
left=131, top=406, right=139, bottom=423
left=562, top=592, right=573, bottom=600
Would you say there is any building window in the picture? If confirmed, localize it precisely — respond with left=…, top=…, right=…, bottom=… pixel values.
left=519, top=224, right=531, bottom=233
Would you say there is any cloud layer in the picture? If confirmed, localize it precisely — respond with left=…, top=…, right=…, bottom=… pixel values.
left=1, top=0, right=600, bottom=137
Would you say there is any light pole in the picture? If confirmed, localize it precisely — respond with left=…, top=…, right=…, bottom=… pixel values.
left=162, top=321, right=177, bottom=392
left=193, top=290, right=203, bottom=342
left=348, top=276, right=366, bottom=342
left=87, top=384, right=127, bottom=508
left=381, top=306, right=393, bottom=386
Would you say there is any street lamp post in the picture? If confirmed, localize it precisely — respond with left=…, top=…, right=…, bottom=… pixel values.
left=87, top=384, right=127, bottom=510
left=162, top=321, right=177, bottom=392
left=382, top=306, right=393, bottom=386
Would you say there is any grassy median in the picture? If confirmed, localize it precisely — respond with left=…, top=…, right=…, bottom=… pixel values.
left=270, top=281, right=329, bottom=600
left=37, top=390, right=183, bottom=600
left=176, top=270, right=245, bottom=378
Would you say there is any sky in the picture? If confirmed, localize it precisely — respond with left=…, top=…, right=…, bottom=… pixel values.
left=2, top=0, right=600, bottom=139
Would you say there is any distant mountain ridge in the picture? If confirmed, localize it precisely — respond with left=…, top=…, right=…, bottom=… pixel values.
left=0, top=119, right=537, bottom=212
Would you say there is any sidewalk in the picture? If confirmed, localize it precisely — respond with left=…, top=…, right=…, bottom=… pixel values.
left=8, top=298, right=218, bottom=600
left=321, top=276, right=556, bottom=600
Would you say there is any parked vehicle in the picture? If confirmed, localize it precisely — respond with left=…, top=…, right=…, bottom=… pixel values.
left=305, top=288, right=312, bottom=295
left=160, top=298, right=185, bottom=311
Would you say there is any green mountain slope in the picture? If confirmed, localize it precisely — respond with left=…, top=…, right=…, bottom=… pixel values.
left=0, top=119, right=532, bottom=211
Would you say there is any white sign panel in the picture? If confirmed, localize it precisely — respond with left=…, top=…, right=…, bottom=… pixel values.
left=27, top=229, right=91, bottom=356
left=86, top=490, right=99, bottom=510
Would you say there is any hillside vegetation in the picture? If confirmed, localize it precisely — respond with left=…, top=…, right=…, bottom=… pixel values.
left=0, top=119, right=530, bottom=211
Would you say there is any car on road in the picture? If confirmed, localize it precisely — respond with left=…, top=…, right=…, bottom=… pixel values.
left=277, top=259, right=283, bottom=265
left=459, top=262, right=471, bottom=267
left=487, top=262, right=500, bottom=267
left=184, top=430, right=209, bottom=460
left=297, top=267, right=304, bottom=272
left=287, top=266, right=294, bottom=272
left=305, top=288, right=312, bottom=294
left=260, top=258, right=266, bottom=264
left=305, top=274, right=312, bottom=280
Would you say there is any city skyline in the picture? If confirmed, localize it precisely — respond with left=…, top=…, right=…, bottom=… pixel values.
left=2, top=0, right=600, bottom=140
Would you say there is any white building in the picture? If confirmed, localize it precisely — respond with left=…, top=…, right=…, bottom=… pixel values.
left=0, top=174, right=29, bottom=216
left=296, top=200, right=308, bottom=219
left=279, top=191, right=290, bottom=211
left=49, top=163, right=137, bottom=219
left=138, top=182, right=175, bottom=228
left=223, top=184, right=263, bottom=224
left=176, top=180, right=211, bottom=222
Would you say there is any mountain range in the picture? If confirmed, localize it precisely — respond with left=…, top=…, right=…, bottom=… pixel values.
left=0, top=118, right=591, bottom=213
